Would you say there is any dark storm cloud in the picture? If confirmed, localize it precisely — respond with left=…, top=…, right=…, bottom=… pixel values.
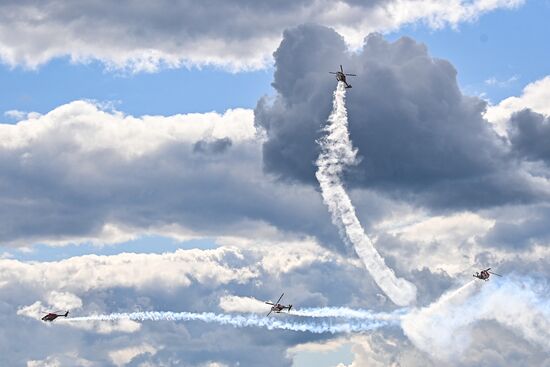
left=255, top=24, right=544, bottom=209
left=509, top=109, right=550, bottom=163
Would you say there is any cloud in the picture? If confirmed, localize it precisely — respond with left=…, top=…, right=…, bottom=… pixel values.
left=202, top=363, right=230, bottom=367
left=402, top=277, right=550, bottom=363
left=4, top=109, right=27, bottom=121
left=484, top=75, right=519, bottom=88
left=2, top=247, right=260, bottom=294
left=0, top=101, right=347, bottom=248
left=27, top=354, right=94, bottom=367
left=17, top=292, right=81, bottom=320
left=0, top=1, right=523, bottom=71
left=2, top=242, right=362, bottom=313
left=193, top=137, right=233, bottom=155
left=109, top=343, right=157, bottom=367
left=480, top=204, right=550, bottom=250
left=219, top=295, right=269, bottom=313
left=1, top=21, right=549, bottom=367
left=0, top=242, right=374, bottom=366
left=47, top=291, right=83, bottom=310
left=255, top=25, right=549, bottom=210
left=485, top=75, right=550, bottom=128
left=383, top=212, right=494, bottom=247
left=337, top=335, right=434, bottom=367
left=0, top=101, right=255, bottom=153
left=509, top=109, right=550, bottom=163
left=375, top=212, right=495, bottom=275
left=1, top=220, right=548, bottom=365
left=3, top=110, right=42, bottom=123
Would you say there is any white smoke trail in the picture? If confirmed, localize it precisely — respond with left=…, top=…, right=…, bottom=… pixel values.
left=291, top=307, right=406, bottom=320
left=218, top=295, right=406, bottom=320
left=64, top=311, right=395, bottom=334
left=315, top=81, right=417, bottom=306
left=58, top=279, right=549, bottom=359
left=402, top=277, right=550, bottom=360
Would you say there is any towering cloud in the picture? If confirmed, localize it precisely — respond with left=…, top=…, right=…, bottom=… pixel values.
left=255, top=24, right=547, bottom=209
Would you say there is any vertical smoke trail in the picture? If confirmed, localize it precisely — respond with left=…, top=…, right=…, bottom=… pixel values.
left=315, top=82, right=417, bottom=306
left=64, top=311, right=394, bottom=334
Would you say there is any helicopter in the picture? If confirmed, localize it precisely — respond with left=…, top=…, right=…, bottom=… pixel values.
left=265, top=293, right=292, bottom=316
left=473, top=268, right=502, bottom=281
left=41, top=310, right=69, bottom=322
left=329, top=65, right=356, bottom=88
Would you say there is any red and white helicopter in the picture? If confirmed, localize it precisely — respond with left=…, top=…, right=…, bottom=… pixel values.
left=41, top=310, right=69, bottom=322
left=265, top=293, right=292, bottom=316
left=473, top=268, right=502, bottom=281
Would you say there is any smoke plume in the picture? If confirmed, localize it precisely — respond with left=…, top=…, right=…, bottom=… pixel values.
left=315, top=82, right=417, bottom=306
left=402, top=277, right=550, bottom=360
left=291, top=307, right=405, bottom=320
left=65, top=311, right=395, bottom=334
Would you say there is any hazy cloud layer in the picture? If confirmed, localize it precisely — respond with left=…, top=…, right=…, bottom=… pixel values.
left=0, top=0, right=523, bottom=71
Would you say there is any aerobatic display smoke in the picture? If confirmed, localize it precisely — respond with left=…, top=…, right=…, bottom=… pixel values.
left=65, top=311, right=396, bottom=334
left=56, top=278, right=549, bottom=361
left=289, top=307, right=405, bottom=320
left=49, top=84, right=550, bottom=362
left=218, top=296, right=405, bottom=320
left=315, top=82, right=417, bottom=306
left=402, top=277, right=550, bottom=360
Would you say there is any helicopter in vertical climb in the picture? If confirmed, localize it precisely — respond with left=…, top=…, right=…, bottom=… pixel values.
left=329, top=65, right=356, bottom=88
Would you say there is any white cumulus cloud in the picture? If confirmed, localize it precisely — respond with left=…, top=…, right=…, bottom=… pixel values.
left=485, top=75, right=550, bottom=136
left=0, top=0, right=524, bottom=71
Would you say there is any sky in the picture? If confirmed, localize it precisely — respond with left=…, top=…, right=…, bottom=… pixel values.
left=1, top=1, right=549, bottom=366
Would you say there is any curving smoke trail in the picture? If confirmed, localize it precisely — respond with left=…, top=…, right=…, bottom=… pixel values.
left=311, top=82, right=550, bottom=359
left=315, top=82, right=417, bottom=306
left=64, top=311, right=395, bottom=334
